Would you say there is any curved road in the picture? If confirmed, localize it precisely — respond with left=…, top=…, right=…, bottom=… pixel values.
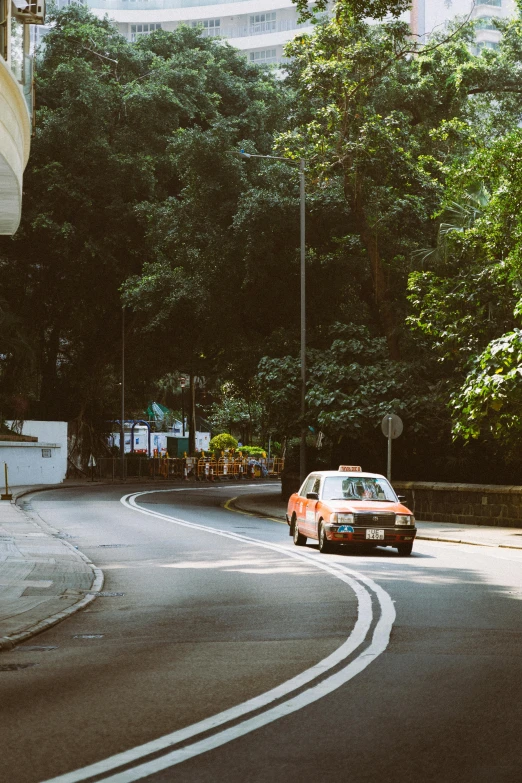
left=0, top=483, right=521, bottom=783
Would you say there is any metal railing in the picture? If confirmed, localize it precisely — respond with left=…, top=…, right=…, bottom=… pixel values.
left=87, top=456, right=284, bottom=481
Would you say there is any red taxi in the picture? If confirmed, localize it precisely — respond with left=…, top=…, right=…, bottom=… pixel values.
left=286, top=466, right=416, bottom=556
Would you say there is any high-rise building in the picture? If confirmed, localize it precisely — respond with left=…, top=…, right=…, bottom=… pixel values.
left=41, top=2, right=521, bottom=67
left=411, top=0, right=518, bottom=50
left=0, top=0, right=45, bottom=234
left=77, top=0, right=315, bottom=66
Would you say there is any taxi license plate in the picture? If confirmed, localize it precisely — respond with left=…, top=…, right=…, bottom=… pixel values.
left=366, top=529, right=384, bottom=540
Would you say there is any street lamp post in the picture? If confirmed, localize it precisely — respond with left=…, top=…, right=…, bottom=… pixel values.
left=180, top=376, right=186, bottom=437
left=121, top=305, right=125, bottom=481
left=239, top=150, right=307, bottom=484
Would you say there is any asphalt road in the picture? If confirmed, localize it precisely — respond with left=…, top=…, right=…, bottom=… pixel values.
left=1, top=483, right=521, bottom=783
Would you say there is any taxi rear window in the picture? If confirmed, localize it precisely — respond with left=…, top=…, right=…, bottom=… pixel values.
left=322, top=476, right=396, bottom=502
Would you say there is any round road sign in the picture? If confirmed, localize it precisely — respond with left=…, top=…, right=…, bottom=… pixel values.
left=381, top=413, right=403, bottom=439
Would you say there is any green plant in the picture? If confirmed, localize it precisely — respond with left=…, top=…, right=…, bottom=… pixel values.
left=237, top=445, right=266, bottom=457
left=209, top=433, right=238, bottom=453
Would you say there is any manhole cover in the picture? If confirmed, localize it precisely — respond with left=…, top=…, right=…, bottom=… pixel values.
left=73, top=634, right=104, bottom=639
left=97, top=544, right=127, bottom=548
left=90, top=592, right=125, bottom=597
left=0, top=663, right=38, bottom=671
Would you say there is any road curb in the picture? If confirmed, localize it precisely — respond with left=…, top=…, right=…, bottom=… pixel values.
left=0, top=486, right=106, bottom=652
left=417, top=534, right=522, bottom=550
left=229, top=497, right=522, bottom=551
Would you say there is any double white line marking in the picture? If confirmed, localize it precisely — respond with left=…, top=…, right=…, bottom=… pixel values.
left=42, top=488, right=396, bottom=783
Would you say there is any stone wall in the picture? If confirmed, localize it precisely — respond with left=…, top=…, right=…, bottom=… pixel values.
left=394, top=481, right=522, bottom=528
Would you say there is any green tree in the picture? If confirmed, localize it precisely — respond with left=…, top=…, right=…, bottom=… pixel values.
left=209, top=433, right=238, bottom=453
left=0, top=6, right=285, bottom=435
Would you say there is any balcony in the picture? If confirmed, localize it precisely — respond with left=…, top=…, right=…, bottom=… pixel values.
left=199, top=19, right=307, bottom=38
left=0, top=57, right=31, bottom=234
left=88, top=0, right=252, bottom=9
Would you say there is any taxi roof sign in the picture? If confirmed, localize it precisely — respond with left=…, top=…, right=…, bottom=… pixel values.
left=338, top=465, right=361, bottom=472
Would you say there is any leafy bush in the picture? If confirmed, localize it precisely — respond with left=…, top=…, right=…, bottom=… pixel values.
left=209, top=433, right=238, bottom=453
left=237, top=445, right=266, bottom=458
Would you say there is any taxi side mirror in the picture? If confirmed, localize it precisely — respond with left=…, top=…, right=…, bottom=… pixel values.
left=397, top=495, right=406, bottom=502
left=306, top=492, right=319, bottom=500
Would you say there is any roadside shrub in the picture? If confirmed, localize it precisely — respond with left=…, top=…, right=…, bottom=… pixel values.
left=209, top=433, right=238, bottom=453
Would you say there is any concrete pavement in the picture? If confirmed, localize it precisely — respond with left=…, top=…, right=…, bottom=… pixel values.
left=231, top=491, right=522, bottom=550
left=2, top=479, right=521, bottom=655
left=0, top=485, right=103, bottom=651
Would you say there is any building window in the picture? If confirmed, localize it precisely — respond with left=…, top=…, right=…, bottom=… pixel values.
left=476, top=0, right=502, bottom=6
left=475, top=16, right=499, bottom=30
left=192, top=19, right=221, bottom=37
left=0, top=0, right=8, bottom=61
left=475, top=40, right=500, bottom=52
left=249, top=49, right=277, bottom=64
left=250, top=12, right=276, bottom=34
left=130, top=23, right=162, bottom=42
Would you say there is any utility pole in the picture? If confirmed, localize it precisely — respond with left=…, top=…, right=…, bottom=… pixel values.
left=299, top=158, right=306, bottom=485
left=120, top=306, right=125, bottom=481
left=181, top=376, right=186, bottom=437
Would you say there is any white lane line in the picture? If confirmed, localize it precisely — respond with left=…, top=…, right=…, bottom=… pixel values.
left=41, top=488, right=394, bottom=783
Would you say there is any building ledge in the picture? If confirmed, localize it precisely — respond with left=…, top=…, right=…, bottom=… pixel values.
left=0, top=58, right=31, bottom=235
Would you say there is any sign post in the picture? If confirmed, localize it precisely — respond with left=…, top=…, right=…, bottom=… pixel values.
left=381, top=413, right=403, bottom=482
left=88, top=454, right=97, bottom=483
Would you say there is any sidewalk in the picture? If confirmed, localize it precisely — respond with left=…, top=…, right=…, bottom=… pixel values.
left=0, top=485, right=103, bottom=651
left=231, top=492, right=522, bottom=551
left=0, top=478, right=275, bottom=651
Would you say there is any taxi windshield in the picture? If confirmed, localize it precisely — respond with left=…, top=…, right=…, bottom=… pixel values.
left=322, top=476, right=397, bottom=502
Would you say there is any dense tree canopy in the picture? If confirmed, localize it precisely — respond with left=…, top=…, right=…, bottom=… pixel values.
left=5, top=2, right=522, bottom=480
left=0, top=6, right=286, bottom=430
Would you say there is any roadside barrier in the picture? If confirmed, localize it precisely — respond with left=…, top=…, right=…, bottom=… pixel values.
left=75, top=455, right=284, bottom=482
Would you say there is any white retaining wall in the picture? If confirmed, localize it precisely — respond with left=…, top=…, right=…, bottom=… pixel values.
left=2, top=421, right=67, bottom=486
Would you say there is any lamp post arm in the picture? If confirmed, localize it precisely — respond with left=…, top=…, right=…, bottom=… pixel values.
left=238, top=150, right=299, bottom=163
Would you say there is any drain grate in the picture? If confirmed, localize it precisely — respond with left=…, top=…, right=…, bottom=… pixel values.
left=19, top=646, right=58, bottom=652
left=90, top=592, right=125, bottom=597
left=0, top=663, right=38, bottom=671
left=96, top=544, right=128, bottom=548
left=73, top=634, right=104, bottom=639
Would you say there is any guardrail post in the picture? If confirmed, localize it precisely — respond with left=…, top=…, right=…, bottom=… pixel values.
left=1, top=463, right=13, bottom=500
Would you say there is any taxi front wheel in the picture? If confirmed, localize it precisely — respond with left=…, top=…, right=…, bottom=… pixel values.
left=318, top=523, right=332, bottom=554
left=397, top=542, right=413, bottom=556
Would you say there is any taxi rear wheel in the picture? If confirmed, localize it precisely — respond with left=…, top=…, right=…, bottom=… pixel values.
left=293, top=518, right=307, bottom=546
left=397, top=541, right=413, bottom=556
left=318, top=522, right=332, bottom=554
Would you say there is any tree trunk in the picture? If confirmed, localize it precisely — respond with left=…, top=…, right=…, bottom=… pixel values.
left=188, top=371, right=196, bottom=454
left=39, top=325, right=61, bottom=417
left=351, top=178, right=401, bottom=361
left=360, top=225, right=401, bottom=360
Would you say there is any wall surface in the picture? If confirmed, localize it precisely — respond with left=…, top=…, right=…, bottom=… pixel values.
left=394, top=481, right=522, bottom=529
left=0, top=442, right=64, bottom=486
left=3, top=421, right=68, bottom=486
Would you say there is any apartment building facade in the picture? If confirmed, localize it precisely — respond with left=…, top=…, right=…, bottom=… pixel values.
left=412, top=0, right=518, bottom=50
left=84, top=0, right=314, bottom=65
left=0, top=0, right=45, bottom=234
left=43, top=1, right=520, bottom=68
